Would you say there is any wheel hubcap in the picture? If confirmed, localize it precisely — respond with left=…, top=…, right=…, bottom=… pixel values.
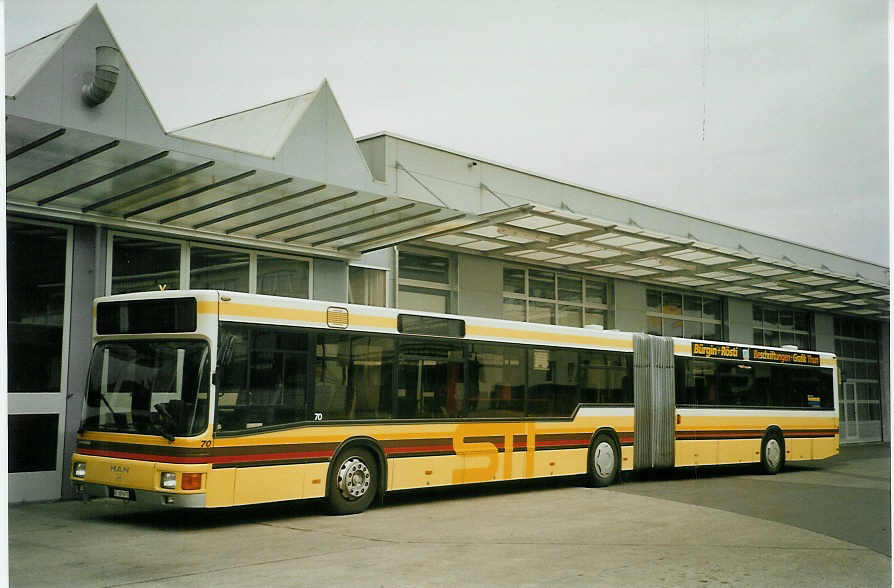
left=593, top=441, right=615, bottom=478
left=337, top=457, right=371, bottom=501
left=765, top=438, right=781, bottom=469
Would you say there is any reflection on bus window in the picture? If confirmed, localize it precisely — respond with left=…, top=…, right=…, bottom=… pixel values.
left=675, top=358, right=833, bottom=409
left=216, top=324, right=308, bottom=431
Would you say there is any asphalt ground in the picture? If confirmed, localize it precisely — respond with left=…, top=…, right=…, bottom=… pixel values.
left=9, top=444, right=891, bottom=587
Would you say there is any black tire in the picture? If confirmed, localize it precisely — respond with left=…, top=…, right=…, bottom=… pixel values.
left=760, top=431, right=785, bottom=475
left=327, top=447, right=377, bottom=515
left=587, top=433, right=620, bottom=487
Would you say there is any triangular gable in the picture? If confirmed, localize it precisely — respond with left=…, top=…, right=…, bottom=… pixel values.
left=272, top=80, right=377, bottom=190
left=6, top=5, right=378, bottom=191
left=169, top=91, right=317, bottom=158
left=5, top=5, right=171, bottom=145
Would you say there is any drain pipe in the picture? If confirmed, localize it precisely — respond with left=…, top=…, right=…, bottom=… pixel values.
left=82, top=46, right=121, bottom=107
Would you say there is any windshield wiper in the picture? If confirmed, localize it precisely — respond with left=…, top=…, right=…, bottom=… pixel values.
left=152, top=403, right=177, bottom=442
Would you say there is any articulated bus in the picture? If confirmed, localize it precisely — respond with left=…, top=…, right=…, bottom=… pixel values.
left=72, top=290, right=839, bottom=513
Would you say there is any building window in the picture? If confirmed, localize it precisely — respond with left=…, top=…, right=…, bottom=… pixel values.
left=349, top=266, right=386, bottom=307
left=834, top=317, right=881, bottom=442
left=8, top=221, right=69, bottom=393
left=190, top=246, right=250, bottom=292
left=398, top=250, right=453, bottom=313
left=502, top=266, right=611, bottom=328
left=258, top=255, right=310, bottom=299
left=111, top=235, right=181, bottom=294
left=753, top=305, right=812, bottom=349
left=646, top=289, right=721, bottom=340
left=109, top=233, right=310, bottom=298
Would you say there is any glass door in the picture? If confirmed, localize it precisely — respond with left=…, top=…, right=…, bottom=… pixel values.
left=7, top=221, right=72, bottom=502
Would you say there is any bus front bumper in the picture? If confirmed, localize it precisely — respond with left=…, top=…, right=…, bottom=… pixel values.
left=73, top=482, right=207, bottom=508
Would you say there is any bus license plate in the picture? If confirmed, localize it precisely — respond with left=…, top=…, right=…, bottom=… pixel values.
left=111, top=488, right=134, bottom=500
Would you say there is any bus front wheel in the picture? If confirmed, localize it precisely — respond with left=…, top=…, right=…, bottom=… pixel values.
left=327, top=447, right=378, bottom=515
left=760, top=432, right=785, bottom=475
left=587, top=433, right=620, bottom=487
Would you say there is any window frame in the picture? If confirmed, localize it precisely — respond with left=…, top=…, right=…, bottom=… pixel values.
left=646, top=288, right=723, bottom=340
left=107, top=231, right=313, bottom=297
left=348, top=263, right=390, bottom=307
left=752, top=304, right=813, bottom=350
left=501, top=264, right=612, bottom=328
left=397, top=247, right=455, bottom=313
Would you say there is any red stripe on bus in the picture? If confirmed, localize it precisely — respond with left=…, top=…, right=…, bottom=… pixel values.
left=535, top=439, right=589, bottom=448
left=210, top=451, right=333, bottom=464
left=384, top=445, right=454, bottom=455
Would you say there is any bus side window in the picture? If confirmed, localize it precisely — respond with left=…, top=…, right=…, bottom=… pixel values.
left=216, top=324, right=308, bottom=432
left=580, top=350, right=632, bottom=405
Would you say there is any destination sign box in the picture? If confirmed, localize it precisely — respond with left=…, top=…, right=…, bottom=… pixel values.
left=691, top=342, right=821, bottom=366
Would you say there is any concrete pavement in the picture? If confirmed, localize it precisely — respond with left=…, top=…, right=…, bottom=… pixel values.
left=9, top=444, right=890, bottom=587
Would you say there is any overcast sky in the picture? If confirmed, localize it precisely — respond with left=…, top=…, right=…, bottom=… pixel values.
left=6, top=1, right=889, bottom=266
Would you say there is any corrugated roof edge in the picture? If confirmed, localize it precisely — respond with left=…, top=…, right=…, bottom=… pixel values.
left=358, top=131, right=888, bottom=271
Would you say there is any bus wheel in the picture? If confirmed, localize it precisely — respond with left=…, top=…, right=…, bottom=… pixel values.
left=588, top=433, right=620, bottom=487
left=327, top=447, right=377, bottom=515
left=760, top=432, right=785, bottom=475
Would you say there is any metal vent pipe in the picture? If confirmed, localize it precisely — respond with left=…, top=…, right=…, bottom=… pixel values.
left=82, top=46, right=121, bottom=107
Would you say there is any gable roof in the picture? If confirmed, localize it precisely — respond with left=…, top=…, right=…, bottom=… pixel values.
left=168, top=90, right=317, bottom=159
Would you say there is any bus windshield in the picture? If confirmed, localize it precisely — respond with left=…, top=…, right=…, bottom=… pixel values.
left=82, top=340, right=210, bottom=438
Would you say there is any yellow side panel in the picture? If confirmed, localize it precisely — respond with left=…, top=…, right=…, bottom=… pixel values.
left=621, top=446, right=634, bottom=471
left=234, top=465, right=303, bottom=505
left=675, top=440, right=717, bottom=467
left=716, top=438, right=760, bottom=464
left=503, top=450, right=538, bottom=480
left=786, top=438, right=813, bottom=461
left=205, top=469, right=236, bottom=507
left=811, top=436, right=839, bottom=460
left=533, top=449, right=587, bottom=477
left=390, top=455, right=462, bottom=490
left=301, top=463, right=329, bottom=499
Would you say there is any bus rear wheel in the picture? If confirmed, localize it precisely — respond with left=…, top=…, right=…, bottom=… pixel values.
left=587, top=433, right=620, bottom=487
left=327, top=447, right=377, bottom=515
left=760, top=432, right=785, bottom=475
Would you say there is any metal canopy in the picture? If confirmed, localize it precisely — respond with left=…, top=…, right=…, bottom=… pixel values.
left=6, top=115, right=889, bottom=319
left=418, top=204, right=890, bottom=319
left=5, top=116, right=497, bottom=259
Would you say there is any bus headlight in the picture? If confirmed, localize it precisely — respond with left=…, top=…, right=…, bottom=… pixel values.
left=73, top=462, right=86, bottom=478
left=160, top=472, right=177, bottom=489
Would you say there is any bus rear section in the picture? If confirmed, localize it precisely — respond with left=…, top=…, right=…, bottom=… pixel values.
left=629, top=334, right=838, bottom=475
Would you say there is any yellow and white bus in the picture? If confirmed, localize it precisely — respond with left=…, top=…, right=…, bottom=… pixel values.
left=72, top=290, right=839, bottom=513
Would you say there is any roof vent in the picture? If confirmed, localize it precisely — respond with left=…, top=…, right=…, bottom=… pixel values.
left=82, top=46, right=121, bottom=107
left=781, top=344, right=799, bottom=351
left=585, top=324, right=604, bottom=331
left=327, top=307, right=349, bottom=329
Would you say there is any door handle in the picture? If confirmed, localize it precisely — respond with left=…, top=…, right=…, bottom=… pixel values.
left=676, top=414, right=681, bottom=425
